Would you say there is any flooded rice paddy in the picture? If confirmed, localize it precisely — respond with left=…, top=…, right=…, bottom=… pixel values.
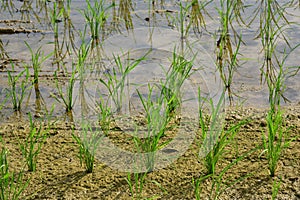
left=0, top=0, right=300, bottom=199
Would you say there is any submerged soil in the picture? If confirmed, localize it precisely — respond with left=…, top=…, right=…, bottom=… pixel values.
left=0, top=104, right=299, bottom=200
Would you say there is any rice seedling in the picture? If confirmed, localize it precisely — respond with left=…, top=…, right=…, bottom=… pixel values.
left=125, top=164, right=165, bottom=199
left=76, top=28, right=91, bottom=82
left=96, top=96, right=112, bottom=134
left=198, top=89, right=225, bottom=175
left=216, top=33, right=242, bottom=105
left=262, top=50, right=298, bottom=177
left=0, top=89, right=7, bottom=111
left=50, top=2, right=67, bottom=70
left=161, top=48, right=194, bottom=115
left=192, top=175, right=211, bottom=200
left=52, top=65, right=76, bottom=112
left=198, top=88, right=248, bottom=176
left=272, top=178, right=281, bottom=200
left=262, top=100, right=288, bottom=178
left=99, top=52, right=146, bottom=113
left=52, top=28, right=91, bottom=112
left=72, top=121, right=103, bottom=173
left=24, top=42, right=53, bottom=86
left=133, top=84, right=171, bottom=172
left=203, top=120, right=245, bottom=176
left=194, top=147, right=255, bottom=200
left=0, top=138, right=29, bottom=200
left=254, top=1, right=299, bottom=178
left=125, top=172, right=147, bottom=199
left=50, top=0, right=77, bottom=70
left=6, top=62, right=30, bottom=111
left=19, top=113, right=48, bottom=172
left=208, top=153, right=252, bottom=200
left=65, top=0, right=72, bottom=18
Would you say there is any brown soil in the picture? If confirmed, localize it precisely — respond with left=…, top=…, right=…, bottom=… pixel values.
left=0, top=104, right=299, bottom=200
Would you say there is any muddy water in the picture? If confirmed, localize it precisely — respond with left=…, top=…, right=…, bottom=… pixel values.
left=0, top=0, right=300, bottom=123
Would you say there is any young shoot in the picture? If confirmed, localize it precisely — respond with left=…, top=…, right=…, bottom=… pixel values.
left=19, top=113, right=48, bottom=172
left=6, top=62, right=30, bottom=111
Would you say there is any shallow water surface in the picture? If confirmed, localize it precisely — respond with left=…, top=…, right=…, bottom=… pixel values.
left=0, top=0, right=299, bottom=122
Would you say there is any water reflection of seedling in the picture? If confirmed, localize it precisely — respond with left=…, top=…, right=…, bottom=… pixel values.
left=215, top=0, right=244, bottom=105
left=50, top=1, right=64, bottom=38
left=80, top=0, right=113, bottom=44
left=52, top=29, right=91, bottom=112
left=216, top=33, right=242, bottom=105
left=252, top=0, right=292, bottom=84
left=19, top=113, right=48, bottom=172
left=6, top=63, right=30, bottom=111
left=50, top=1, right=77, bottom=71
left=0, top=39, right=9, bottom=59
left=232, top=0, right=247, bottom=26
left=190, top=0, right=210, bottom=33
left=117, top=0, right=134, bottom=30
left=178, top=2, right=193, bottom=40
left=0, top=140, right=29, bottom=200
left=172, top=0, right=209, bottom=39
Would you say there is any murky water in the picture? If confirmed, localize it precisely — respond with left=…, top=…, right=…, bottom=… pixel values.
left=0, top=0, right=299, bottom=122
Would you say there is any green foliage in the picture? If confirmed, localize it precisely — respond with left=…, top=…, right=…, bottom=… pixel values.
left=198, top=90, right=225, bottom=175
left=72, top=122, right=103, bottom=173
left=162, top=49, right=194, bottom=114
left=125, top=172, right=147, bottom=199
left=0, top=141, right=29, bottom=200
left=52, top=65, right=77, bottom=112
left=19, top=113, right=48, bottom=172
left=97, top=96, right=112, bottom=134
left=24, top=42, right=53, bottom=85
left=99, top=53, right=145, bottom=113
left=262, top=108, right=289, bottom=177
left=272, top=178, right=281, bottom=200
left=262, top=49, right=298, bottom=177
left=6, top=63, right=30, bottom=111
left=134, top=84, right=170, bottom=172
left=52, top=29, right=90, bottom=112
left=0, top=89, right=7, bottom=111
